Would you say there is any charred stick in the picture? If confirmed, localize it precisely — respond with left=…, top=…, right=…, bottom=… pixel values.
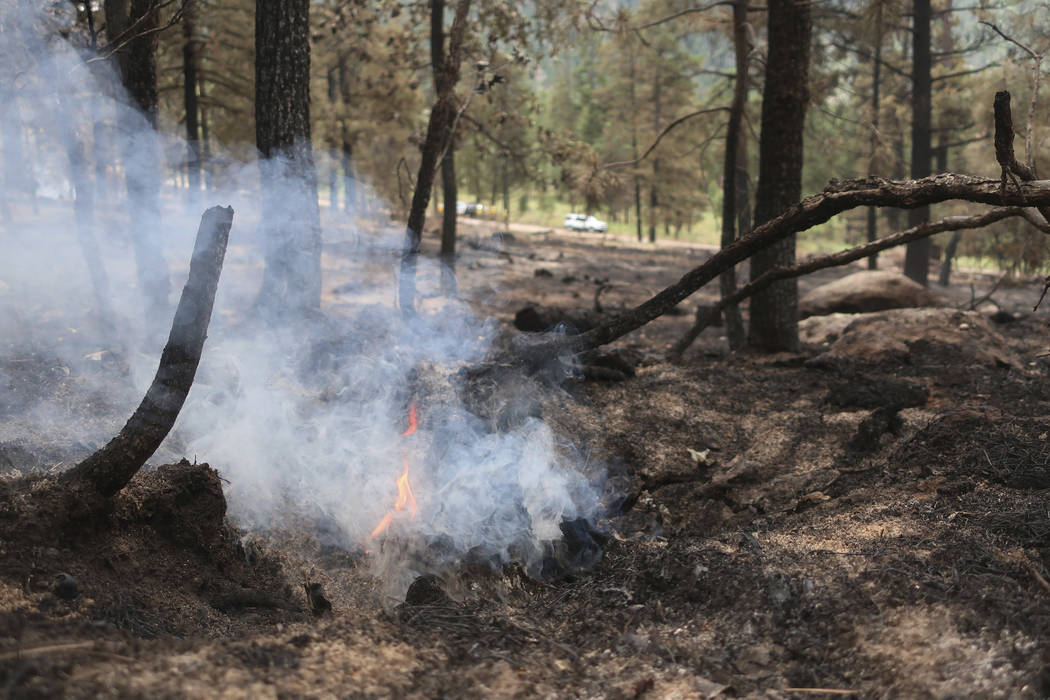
left=993, top=90, right=1050, bottom=227
left=66, top=206, right=234, bottom=497
left=669, top=206, right=1028, bottom=359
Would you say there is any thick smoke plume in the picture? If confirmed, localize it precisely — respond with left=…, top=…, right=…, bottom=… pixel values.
left=0, top=4, right=604, bottom=598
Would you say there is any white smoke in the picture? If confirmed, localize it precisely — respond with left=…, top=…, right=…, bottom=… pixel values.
left=0, top=4, right=605, bottom=597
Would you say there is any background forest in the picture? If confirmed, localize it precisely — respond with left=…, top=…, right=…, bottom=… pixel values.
left=12, top=0, right=1050, bottom=280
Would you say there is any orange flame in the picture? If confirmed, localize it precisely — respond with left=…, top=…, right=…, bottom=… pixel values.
left=368, top=402, right=420, bottom=542
left=401, top=401, right=418, bottom=436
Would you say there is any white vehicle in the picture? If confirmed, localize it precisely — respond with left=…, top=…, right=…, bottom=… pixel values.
left=584, top=215, right=608, bottom=233
left=564, top=213, right=586, bottom=231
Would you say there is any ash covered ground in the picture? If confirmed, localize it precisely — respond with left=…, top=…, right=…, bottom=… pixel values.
left=3, top=204, right=1050, bottom=698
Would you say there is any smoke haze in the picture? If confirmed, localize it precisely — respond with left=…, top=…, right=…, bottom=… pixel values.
left=0, top=4, right=604, bottom=598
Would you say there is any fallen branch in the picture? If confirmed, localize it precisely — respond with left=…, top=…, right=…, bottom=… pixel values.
left=65, top=206, right=234, bottom=498
left=510, top=173, right=1050, bottom=368
left=669, top=206, right=1030, bottom=359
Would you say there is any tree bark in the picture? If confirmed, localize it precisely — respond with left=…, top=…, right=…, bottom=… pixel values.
left=105, top=0, right=170, bottom=318
left=255, top=0, right=323, bottom=313
left=66, top=207, right=234, bottom=498
left=903, top=0, right=933, bottom=285
left=433, top=0, right=459, bottom=297
left=866, top=0, right=884, bottom=270
left=183, top=0, right=202, bottom=199
left=399, top=0, right=472, bottom=317
left=719, top=0, right=750, bottom=349
left=747, top=0, right=810, bottom=351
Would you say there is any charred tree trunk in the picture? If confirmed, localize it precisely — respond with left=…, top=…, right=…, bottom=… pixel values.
left=255, top=0, right=323, bottom=313
left=198, top=71, right=212, bottom=191
left=183, top=0, right=202, bottom=200
left=718, top=0, right=750, bottom=349
left=433, top=0, right=459, bottom=297
left=105, top=0, right=171, bottom=318
left=747, top=0, right=810, bottom=352
left=903, top=0, right=933, bottom=285
left=399, top=0, right=471, bottom=317
left=66, top=206, right=234, bottom=498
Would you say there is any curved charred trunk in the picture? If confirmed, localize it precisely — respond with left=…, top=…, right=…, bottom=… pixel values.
left=67, top=207, right=234, bottom=498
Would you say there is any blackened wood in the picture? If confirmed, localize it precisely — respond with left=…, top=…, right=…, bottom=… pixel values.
left=67, top=207, right=234, bottom=498
left=747, top=0, right=810, bottom=351
left=995, top=90, right=1036, bottom=180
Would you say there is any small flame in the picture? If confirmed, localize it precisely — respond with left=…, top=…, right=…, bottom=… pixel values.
left=401, top=401, right=418, bottom=436
left=368, top=402, right=420, bottom=541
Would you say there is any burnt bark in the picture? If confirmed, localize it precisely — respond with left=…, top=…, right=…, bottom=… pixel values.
left=718, top=0, right=750, bottom=349
left=903, top=0, right=933, bottom=285
left=399, top=0, right=472, bottom=317
left=66, top=207, right=234, bottom=498
left=671, top=206, right=1030, bottom=359
left=255, top=0, right=322, bottom=313
left=747, top=0, right=810, bottom=351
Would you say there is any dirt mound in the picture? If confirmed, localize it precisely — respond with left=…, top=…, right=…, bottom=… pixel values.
left=0, top=461, right=302, bottom=695
left=800, top=270, right=944, bottom=318
left=812, top=308, right=1023, bottom=368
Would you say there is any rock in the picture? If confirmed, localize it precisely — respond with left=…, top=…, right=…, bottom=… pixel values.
left=798, top=313, right=855, bottom=345
left=800, top=270, right=943, bottom=318
left=403, top=574, right=450, bottom=606
left=811, top=308, right=1022, bottom=369
left=53, top=573, right=78, bottom=600
left=512, top=305, right=600, bottom=334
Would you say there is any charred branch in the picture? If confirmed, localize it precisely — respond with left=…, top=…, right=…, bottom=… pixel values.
left=508, top=173, right=1050, bottom=370
left=669, top=206, right=1035, bottom=360
left=65, top=206, right=234, bottom=498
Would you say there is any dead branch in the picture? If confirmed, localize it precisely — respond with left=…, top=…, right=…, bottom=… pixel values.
left=508, top=173, right=1050, bottom=369
left=65, top=206, right=234, bottom=498
left=668, top=207, right=1027, bottom=360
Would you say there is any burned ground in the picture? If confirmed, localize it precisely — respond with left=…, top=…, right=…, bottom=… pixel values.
left=2, top=217, right=1050, bottom=697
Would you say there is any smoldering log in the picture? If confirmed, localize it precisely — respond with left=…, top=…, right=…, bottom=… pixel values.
left=65, top=206, right=234, bottom=498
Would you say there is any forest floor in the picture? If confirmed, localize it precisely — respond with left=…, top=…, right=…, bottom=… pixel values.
left=3, top=206, right=1050, bottom=698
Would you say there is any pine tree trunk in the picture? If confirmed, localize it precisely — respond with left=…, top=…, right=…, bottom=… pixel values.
left=904, top=0, right=933, bottom=285
left=255, top=0, right=323, bottom=313
left=399, top=0, right=471, bottom=317
left=106, top=0, right=170, bottom=318
left=866, top=1, right=884, bottom=270
left=719, top=0, right=749, bottom=349
left=433, top=0, right=459, bottom=296
left=183, top=0, right=201, bottom=199
left=747, top=0, right=810, bottom=352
